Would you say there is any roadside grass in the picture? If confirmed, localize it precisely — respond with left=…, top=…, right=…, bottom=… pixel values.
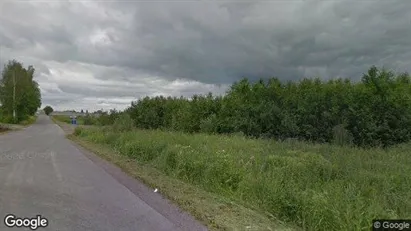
left=0, top=115, right=37, bottom=134
left=71, top=126, right=411, bottom=231
left=20, top=115, right=37, bottom=126
left=52, top=115, right=84, bottom=125
left=68, top=134, right=294, bottom=231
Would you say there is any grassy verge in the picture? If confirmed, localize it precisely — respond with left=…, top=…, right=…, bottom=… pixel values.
left=68, top=134, right=294, bottom=231
left=52, top=115, right=84, bottom=125
left=70, top=126, right=411, bottom=231
left=0, top=115, right=37, bottom=134
left=20, top=115, right=38, bottom=126
left=51, top=115, right=66, bottom=124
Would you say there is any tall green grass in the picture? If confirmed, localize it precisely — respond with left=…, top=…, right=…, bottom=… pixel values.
left=74, top=126, right=411, bottom=231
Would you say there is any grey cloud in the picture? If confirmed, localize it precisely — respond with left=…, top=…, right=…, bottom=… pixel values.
left=1, top=0, right=411, bottom=110
left=57, top=84, right=156, bottom=98
left=110, top=0, right=411, bottom=82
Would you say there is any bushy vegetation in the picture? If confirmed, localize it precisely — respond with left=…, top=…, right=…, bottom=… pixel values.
left=0, top=60, right=42, bottom=123
left=112, top=113, right=134, bottom=132
left=74, top=126, right=411, bottom=231
left=126, top=66, right=411, bottom=148
left=20, top=116, right=37, bottom=125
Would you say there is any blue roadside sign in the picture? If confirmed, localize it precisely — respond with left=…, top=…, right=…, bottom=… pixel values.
left=70, top=115, right=77, bottom=125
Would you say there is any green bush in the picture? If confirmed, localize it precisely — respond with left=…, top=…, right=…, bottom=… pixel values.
left=125, top=66, right=411, bottom=148
left=112, top=113, right=134, bottom=132
left=0, top=115, right=15, bottom=124
left=83, top=115, right=95, bottom=125
left=199, top=114, right=218, bottom=133
left=332, top=124, right=353, bottom=146
left=73, top=126, right=84, bottom=136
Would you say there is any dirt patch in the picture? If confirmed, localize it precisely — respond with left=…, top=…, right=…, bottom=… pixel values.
left=0, top=126, right=10, bottom=133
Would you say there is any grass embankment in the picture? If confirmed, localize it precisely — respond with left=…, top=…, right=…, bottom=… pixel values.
left=71, top=126, right=411, bottom=231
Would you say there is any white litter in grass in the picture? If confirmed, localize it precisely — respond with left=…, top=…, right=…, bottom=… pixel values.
left=154, top=188, right=158, bottom=193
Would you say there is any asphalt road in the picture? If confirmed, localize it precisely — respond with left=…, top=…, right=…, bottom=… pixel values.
left=0, top=115, right=207, bottom=231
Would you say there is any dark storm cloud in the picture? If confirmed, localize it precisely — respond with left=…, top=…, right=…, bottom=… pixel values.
left=1, top=0, right=411, bottom=110
left=108, top=0, right=411, bottom=82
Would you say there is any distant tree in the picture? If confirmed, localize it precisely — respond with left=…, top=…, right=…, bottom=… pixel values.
left=43, top=106, right=54, bottom=115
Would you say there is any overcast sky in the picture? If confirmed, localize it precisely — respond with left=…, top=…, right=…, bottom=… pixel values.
left=1, top=0, right=410, bottom=111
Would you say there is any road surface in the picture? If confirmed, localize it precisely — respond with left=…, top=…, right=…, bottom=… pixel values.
left=0, top=115, right=207, bottom=231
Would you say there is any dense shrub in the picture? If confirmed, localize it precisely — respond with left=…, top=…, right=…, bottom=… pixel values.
left=112, top=113, right=134, bottom=132
left=126, top=66, right=411, bottom=148
left=83, top=114, right=95, bottom=125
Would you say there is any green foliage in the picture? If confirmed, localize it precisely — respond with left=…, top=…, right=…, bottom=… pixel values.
left=75, top=127, right=411, bottom=231
left=83, top=114, right=95, bottom=125
left=332, top=124, right=353, bottom=146
left=112, top=113, right=134, bottom=132
left=0, top=60, right=42, bottom=123
left=125, top=66, right=411, bottom=148
left=43, top=106, right=54, bottom=115
left=20, top=116, right=37, bottom=125
left=73, top=126, right=84, bottom=136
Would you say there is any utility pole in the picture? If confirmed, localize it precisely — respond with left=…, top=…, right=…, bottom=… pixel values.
left=13, top=69, right=16, bottom=121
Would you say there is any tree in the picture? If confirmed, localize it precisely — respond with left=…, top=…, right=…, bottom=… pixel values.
left=43, top=106, right=54, bottom=115
left=0, top=60, right=42, bottom=123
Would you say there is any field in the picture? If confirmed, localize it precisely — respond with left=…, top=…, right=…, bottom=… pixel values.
left=71, top=125, right=411, bottom=231
left=52, top=115, right=84, bottom=125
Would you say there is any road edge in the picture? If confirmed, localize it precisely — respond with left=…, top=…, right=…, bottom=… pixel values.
left=52, top=118, right=297, bottom=231
left=52, top=118, right=209, bottom=231
left=0, top=115, right=38, bottom=135
left=68, top=137, right=209, bottom=231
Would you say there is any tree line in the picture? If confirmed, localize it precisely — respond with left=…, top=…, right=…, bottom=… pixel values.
left=124, top=66, right=411, bottom=148
left=0, top=60, right=42, bottom=123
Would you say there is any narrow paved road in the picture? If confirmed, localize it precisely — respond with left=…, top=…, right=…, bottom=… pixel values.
left=0, top=115, right=206, bottom=231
